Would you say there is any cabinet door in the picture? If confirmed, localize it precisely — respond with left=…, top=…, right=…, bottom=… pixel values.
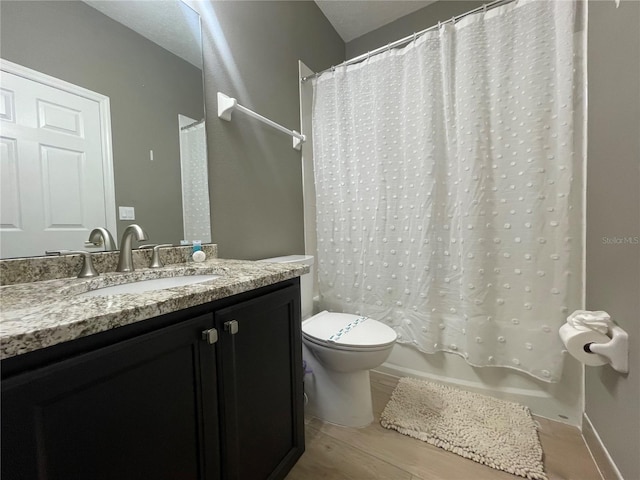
left=215, top=284, right=304, bottom=480
left=1, top=313, right=220, bottom=480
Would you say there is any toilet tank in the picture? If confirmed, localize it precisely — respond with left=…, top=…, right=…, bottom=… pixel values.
left=258, top=255, right=314, bottom=320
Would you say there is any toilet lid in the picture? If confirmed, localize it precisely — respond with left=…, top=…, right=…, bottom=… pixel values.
left=302, top=311, right=397, bottom=348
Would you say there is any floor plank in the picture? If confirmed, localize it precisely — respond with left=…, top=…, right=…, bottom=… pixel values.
left=288, top=371, right=602, bottom=480
left=536, top=417, right=602, bottom=480
left=287, top=424, right=413, bottom=479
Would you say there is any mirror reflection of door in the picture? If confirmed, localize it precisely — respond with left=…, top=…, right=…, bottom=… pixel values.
left=0, top=62, right=116, bottom=258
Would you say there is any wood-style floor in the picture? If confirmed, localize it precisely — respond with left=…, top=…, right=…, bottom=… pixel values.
left=287, top=371, right=602, bottom=480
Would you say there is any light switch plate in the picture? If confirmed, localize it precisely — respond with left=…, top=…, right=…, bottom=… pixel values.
left=118, top=206, right=135, bottom=220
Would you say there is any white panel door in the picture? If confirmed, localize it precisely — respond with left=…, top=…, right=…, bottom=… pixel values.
left=0, top=71, right=110, bottom=258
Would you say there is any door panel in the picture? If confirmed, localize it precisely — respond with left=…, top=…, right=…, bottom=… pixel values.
left=0, top=136, right=20, bottom=229
left=0, top=88, right=15, bottom=121
left=37, top=99, right=84, bottom=135
left=40, top=145, right=85, bottom=227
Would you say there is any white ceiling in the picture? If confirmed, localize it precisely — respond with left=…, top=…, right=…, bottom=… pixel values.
left=314, top=0, right=436, bottom=43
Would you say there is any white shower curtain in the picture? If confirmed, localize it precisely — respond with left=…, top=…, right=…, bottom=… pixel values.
left=180, top=121, right=212, bottom=243
left=311, top=0, right=585, bottom=382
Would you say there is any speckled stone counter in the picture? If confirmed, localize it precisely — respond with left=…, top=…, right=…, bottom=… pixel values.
left=0, top=258, right=309, bottom=360
left=0, top=244, right=219, bottom=286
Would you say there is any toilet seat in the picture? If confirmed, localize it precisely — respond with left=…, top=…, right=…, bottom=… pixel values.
left=302, top=311, right=397, bottom=351
left=302, top=334, right=394, bottom=352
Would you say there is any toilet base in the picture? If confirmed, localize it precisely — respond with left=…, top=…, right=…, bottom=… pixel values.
left=303, top=343, right=374, bottom=428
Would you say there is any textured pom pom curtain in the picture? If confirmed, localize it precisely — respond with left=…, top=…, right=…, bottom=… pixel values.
left=311, top=0, right=586, bottom=382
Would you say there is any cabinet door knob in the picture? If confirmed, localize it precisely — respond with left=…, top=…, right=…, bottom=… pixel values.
left=202, top=328, right=218, bottom=344
left=224, top=320, right=239, bottom=335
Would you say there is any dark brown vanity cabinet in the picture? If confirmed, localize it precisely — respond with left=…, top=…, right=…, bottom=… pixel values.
left=2, top=313, right=220, bottom=480
left=1, top=280, right=304, bottom=480
left=215, top=286, right=304, bottom=480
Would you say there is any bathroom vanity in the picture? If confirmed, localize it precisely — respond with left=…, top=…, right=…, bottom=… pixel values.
left=0, top=256, right=307, bottom=480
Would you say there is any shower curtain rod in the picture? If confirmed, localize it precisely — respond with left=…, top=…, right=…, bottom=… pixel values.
left=301, top=0, right=515, bottom=82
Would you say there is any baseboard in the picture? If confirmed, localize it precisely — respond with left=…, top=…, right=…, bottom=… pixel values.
left=582, top=413, right=624, bottom=480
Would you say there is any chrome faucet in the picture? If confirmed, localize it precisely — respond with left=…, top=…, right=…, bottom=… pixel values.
left=86, top=227, right=117, bottom=251
left=116, top=224, right=148, bottom=272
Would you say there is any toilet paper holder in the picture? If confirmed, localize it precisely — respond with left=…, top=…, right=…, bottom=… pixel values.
left=584, top=325, right=629, bottom=374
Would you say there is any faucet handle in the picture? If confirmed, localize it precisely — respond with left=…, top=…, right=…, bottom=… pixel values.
left=46, top=250, right=99, bottom=278
left=149, top=244, right=173, bottom=268
left=138, top=244, right=158, bottom=250
left=46, top=249, right=74, bottom=255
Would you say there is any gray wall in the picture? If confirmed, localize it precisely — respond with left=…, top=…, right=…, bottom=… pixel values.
left=346, top=1, right=484, bottom=59
left=0, top=1, right=204, bottom=245
left=190, top=1, right=344, bottom=259
left=586, top=1, right=640, bottom=479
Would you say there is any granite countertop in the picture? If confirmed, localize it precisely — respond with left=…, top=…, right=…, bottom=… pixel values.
left=0, top=258, right=309, bottom=360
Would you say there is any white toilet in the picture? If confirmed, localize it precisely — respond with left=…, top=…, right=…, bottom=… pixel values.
left=259, top=255, right=397, bottom=427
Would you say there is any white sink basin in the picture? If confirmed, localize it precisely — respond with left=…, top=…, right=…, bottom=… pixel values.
left=78, top=275, right=221, bottom=297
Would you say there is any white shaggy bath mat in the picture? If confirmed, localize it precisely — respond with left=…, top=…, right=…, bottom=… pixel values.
left=380, top=377, right=547, bottom=480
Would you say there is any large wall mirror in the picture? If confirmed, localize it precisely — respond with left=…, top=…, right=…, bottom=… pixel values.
left=0, top=0, right=211, bottom=259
